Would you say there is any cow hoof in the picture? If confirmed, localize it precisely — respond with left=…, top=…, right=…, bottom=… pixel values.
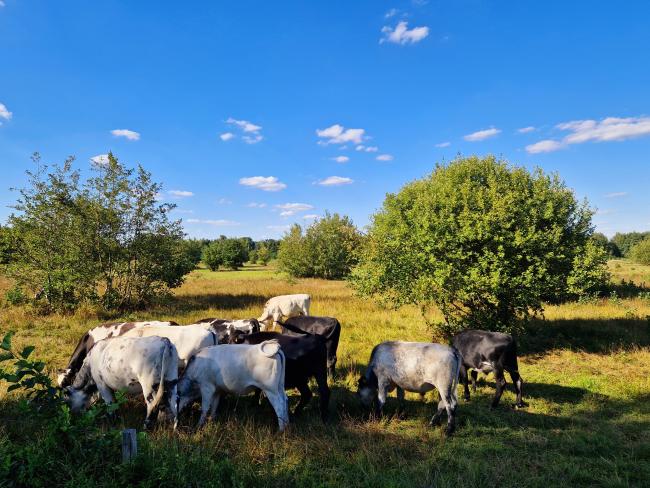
left=463, top=394, right=470, bottom=402
left=513, top=401, right=528, bottom=409
left=444, top=426, right=456, bottom=436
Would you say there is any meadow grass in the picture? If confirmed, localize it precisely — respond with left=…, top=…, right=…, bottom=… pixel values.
left=1, top=261, right=650, bottom=486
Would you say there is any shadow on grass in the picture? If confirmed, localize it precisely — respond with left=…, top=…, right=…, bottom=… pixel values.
left=160, top=292, right=268, bottom=313
left=520, top=317, right=650, bottom=355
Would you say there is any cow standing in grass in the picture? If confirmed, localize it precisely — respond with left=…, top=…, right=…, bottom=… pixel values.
left=357, top=341, right=461, bottom=436
left=57, top=320, right=177, bottom=387
left=64, top=336, right=179, bottom=429
left=258, top=294, right=311, bottom=330
left=279, top=315, right=341, bottom=376
left=451, top=329, right=527, bottom=408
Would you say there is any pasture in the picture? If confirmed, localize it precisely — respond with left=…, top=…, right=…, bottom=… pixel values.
left=1, top=261, right=650, bottom=487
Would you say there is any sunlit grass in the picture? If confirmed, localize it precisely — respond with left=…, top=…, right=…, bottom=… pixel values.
left=1, top=260, right=650, bottom=486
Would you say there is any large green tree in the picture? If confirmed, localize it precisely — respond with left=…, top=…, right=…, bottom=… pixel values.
left=202, top=237, right=249, bottom=271
left=351, top=155, right=604, bottom=336
left=7, top=153, right=193, bottom=312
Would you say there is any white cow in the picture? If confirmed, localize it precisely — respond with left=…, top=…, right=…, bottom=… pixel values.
left=257, top=294, right=311, bottom=330
left=177, top=341, right=289, bottom=431
left=64, top=336, right=179, bottom=429
left=195, top=318, right=261, bottom=343
left=57, top=320, right=177, bottom=387
left=121, top=324, right=216, bottom=369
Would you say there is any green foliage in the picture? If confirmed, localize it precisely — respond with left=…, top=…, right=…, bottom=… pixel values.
left=351, top=155, right=599, bottom=336
left=248, top=248, right=258, bottom=264
left=611, top=231, right=650, bottom=257
left=0, top=225, right=16, bottom=265
left=567, top=238, right=611, bottom=298
left=4, top=285, right=27, bottom=306
left=277, top=213, right=362, bottom=279
left=181, top=239, right=206, bottom=268
left=6, top=153, right=190, bottom=312
left=202, top=237, right=249, bottom=271
left=591, top=232, right=619, bottom=257
left=256, top=245, right=271, bottom=265
left=630, top=237, right=650, bottom=265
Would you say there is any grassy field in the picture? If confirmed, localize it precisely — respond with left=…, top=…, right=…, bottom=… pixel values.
left=1, top=261, right=650, bottom=486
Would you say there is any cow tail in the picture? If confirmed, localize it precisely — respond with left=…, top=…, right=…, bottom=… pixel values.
left=276, top=348, right=286, bottom=394
left=450, top=346, right=461, bottom=407
left=151, top=339, right=170, bottom=413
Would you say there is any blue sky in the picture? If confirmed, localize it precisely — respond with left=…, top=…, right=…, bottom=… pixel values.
left=1, top=0, right=649, bottom=239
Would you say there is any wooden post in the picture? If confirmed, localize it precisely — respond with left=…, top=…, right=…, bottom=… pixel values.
left=121, top=429, right=137, bottom=463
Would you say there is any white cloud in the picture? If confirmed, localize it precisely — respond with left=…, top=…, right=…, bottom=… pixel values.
left=356, top=145, right=379, bottom=152
left=303, top=214, right=319, bottom=220
left=111, top=129, right=140, bottom=141
left=239, top=176, right=287, bottom=192
left=332, top=156, right=350, bottom=163
left=463, top=127, right=501, bottom=142
left=225, top=117, right=263, bottom=144
left=525, top=139, right=564, bottom=154
left=376, top=154, right=394, bottom=161
left=380, top=21, right=429, bottom=45
left=316, top=176, right=354, bottom=186
left=247, top=202, right=267, bottom=208
left=517, top=126, right=536, bottom=134
left=435, top=141, right=451, bottom=148
left=90, top=154, right=109, bottom=165
left=186, top=218, right=239, bottom=226
left=0, top=103, right=12, bottom=122
left=220, top=132, right=235, bottom=141
left=169, top=190, right=194, bottom=198
left=385, top=8, right=399, bottom=18
left=0, top=1, right=5, bottom=7
left=316, top=124, right=365, bottom=145
left=525, top=116, right=650, bottom=154
left=276, top=203, right=314, bottom=217
left=605, top=192, right=627, bottom=198
left=217, top=198, right=232, bottom=205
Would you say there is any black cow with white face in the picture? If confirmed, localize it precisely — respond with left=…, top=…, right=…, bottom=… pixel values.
left=451, top=329, right=527, bottom=408
left=229, top=330, right=330, bottom=422
left=279, top=316, right=341, bottom=376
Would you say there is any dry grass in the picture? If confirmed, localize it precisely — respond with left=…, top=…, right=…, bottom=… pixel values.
left=1, top=261, right=650, bottom=486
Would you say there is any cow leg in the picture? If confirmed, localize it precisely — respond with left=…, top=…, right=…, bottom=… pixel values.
left=491, top=370, right=507, bottom=408
left=197, top=384, right=216, bottom=428
left=209, top=393, right=221, bottom=419
left=265, top=390, right=290, bottom=432
left=470, top=370, right=478, bottom=393
left=396, top=387, right=405, bottom=416
left=293, top=380, right=313, bottom=417
left=375, top=378, right=390, bottom=417
left=327, top=353, right=337, bottom=377
left=509, top=370, right=528, bottom=408
left=459, top=364, right=471, bottom=401
left=315, top=368, right=330, bottom=423
left=142, top=384, right=159, bottom=430
left=272, top=312, right=282, bottom=330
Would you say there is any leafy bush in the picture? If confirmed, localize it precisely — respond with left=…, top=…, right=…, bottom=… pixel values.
left=567, top=238, right=611, bottom=298
left=630, top=237, right=650, bottom=265
left=351, top=155, right=601, bottom=337
left=611, top=231, right=650, bottom=257
left=6, top=153, right=191, bottom=312
left=202, top=237, right=249, bottom=270
left=256, top=245, right=271, bottom=265
left=277, top=213, right=362, bottom=279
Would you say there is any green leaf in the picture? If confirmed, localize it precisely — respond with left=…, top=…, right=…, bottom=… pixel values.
left=0, top=352, right=13, bottom=362
left=1, top=331, right=14, bottom=351
left=7, top=383, right=23, bottom=392
left=19, top=346, right=35, bottom=359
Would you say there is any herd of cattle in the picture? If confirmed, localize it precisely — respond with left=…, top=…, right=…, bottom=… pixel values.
left=57, top=293, right=526, bottom=436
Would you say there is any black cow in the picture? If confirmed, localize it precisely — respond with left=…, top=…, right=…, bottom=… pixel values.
left=451, top=329, right=527, bottom=408
left=229, top=330, right=330, bottom=422
left=279, top=316, right=341, bottom=376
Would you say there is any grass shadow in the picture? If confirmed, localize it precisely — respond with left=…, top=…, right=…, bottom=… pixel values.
left=160, top=292, right=267, bottom=313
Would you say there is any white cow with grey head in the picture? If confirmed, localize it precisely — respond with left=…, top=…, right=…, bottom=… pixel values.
left=64, top=336, right=179, bottom=429
left=257, top=294, right=311, bottom=330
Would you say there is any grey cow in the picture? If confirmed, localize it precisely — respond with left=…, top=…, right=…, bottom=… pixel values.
left=357, top=341, right=461, bottom=435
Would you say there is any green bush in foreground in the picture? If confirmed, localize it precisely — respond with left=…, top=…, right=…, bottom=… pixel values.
left=351, top=155, right=604, bottom=337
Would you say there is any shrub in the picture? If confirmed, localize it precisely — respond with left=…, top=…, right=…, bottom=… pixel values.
left=277, top=213, right=362, bottom=279
left=351, top=155, right=600, bottom=337
left=630, top=237, right=650, bottom=265
left=567, top=237, right=611, bottom=298
left=202, top=238, right=249, bottom=271
left=257, top=245, right=271, bottom=265
left=611, top=231, right=650, bottom=257
left=7, top=153, right=190, bottom=312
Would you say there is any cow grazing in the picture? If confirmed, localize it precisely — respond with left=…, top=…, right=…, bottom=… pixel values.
left=357, top=341, right=460, bottom=435
left=57, top=320, right=177, bottom=387
left=229, top=330, right=330, bottom=422
left=121, top=324, right=216, bottom=369
left=64, top=336, right=179, bottom=429
left=196, top=318, right=261, bottom=343
left=279, top=315, right=341, bottom=376
left=258, top=294, right=311, bottom=329
left=177, top=341, right=289, bottom=431
left=451, top=329, right=526, bottom=408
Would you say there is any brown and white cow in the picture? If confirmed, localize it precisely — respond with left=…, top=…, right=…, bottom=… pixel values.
left=57, top=320, right=177, bottom=387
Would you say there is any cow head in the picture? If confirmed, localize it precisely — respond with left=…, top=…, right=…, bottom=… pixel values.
left=356, top=376, right=377, bottom=408
left=63, top=386, right=92, bottom=413
left=57, top=368, right=73, bottom=388
left=227, top=328, right=247, bottom=344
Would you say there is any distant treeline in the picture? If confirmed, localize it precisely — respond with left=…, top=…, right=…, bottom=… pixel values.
left=593, top=231, right=650, bottom=259
left=188, top=236, right=280, bottom=271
